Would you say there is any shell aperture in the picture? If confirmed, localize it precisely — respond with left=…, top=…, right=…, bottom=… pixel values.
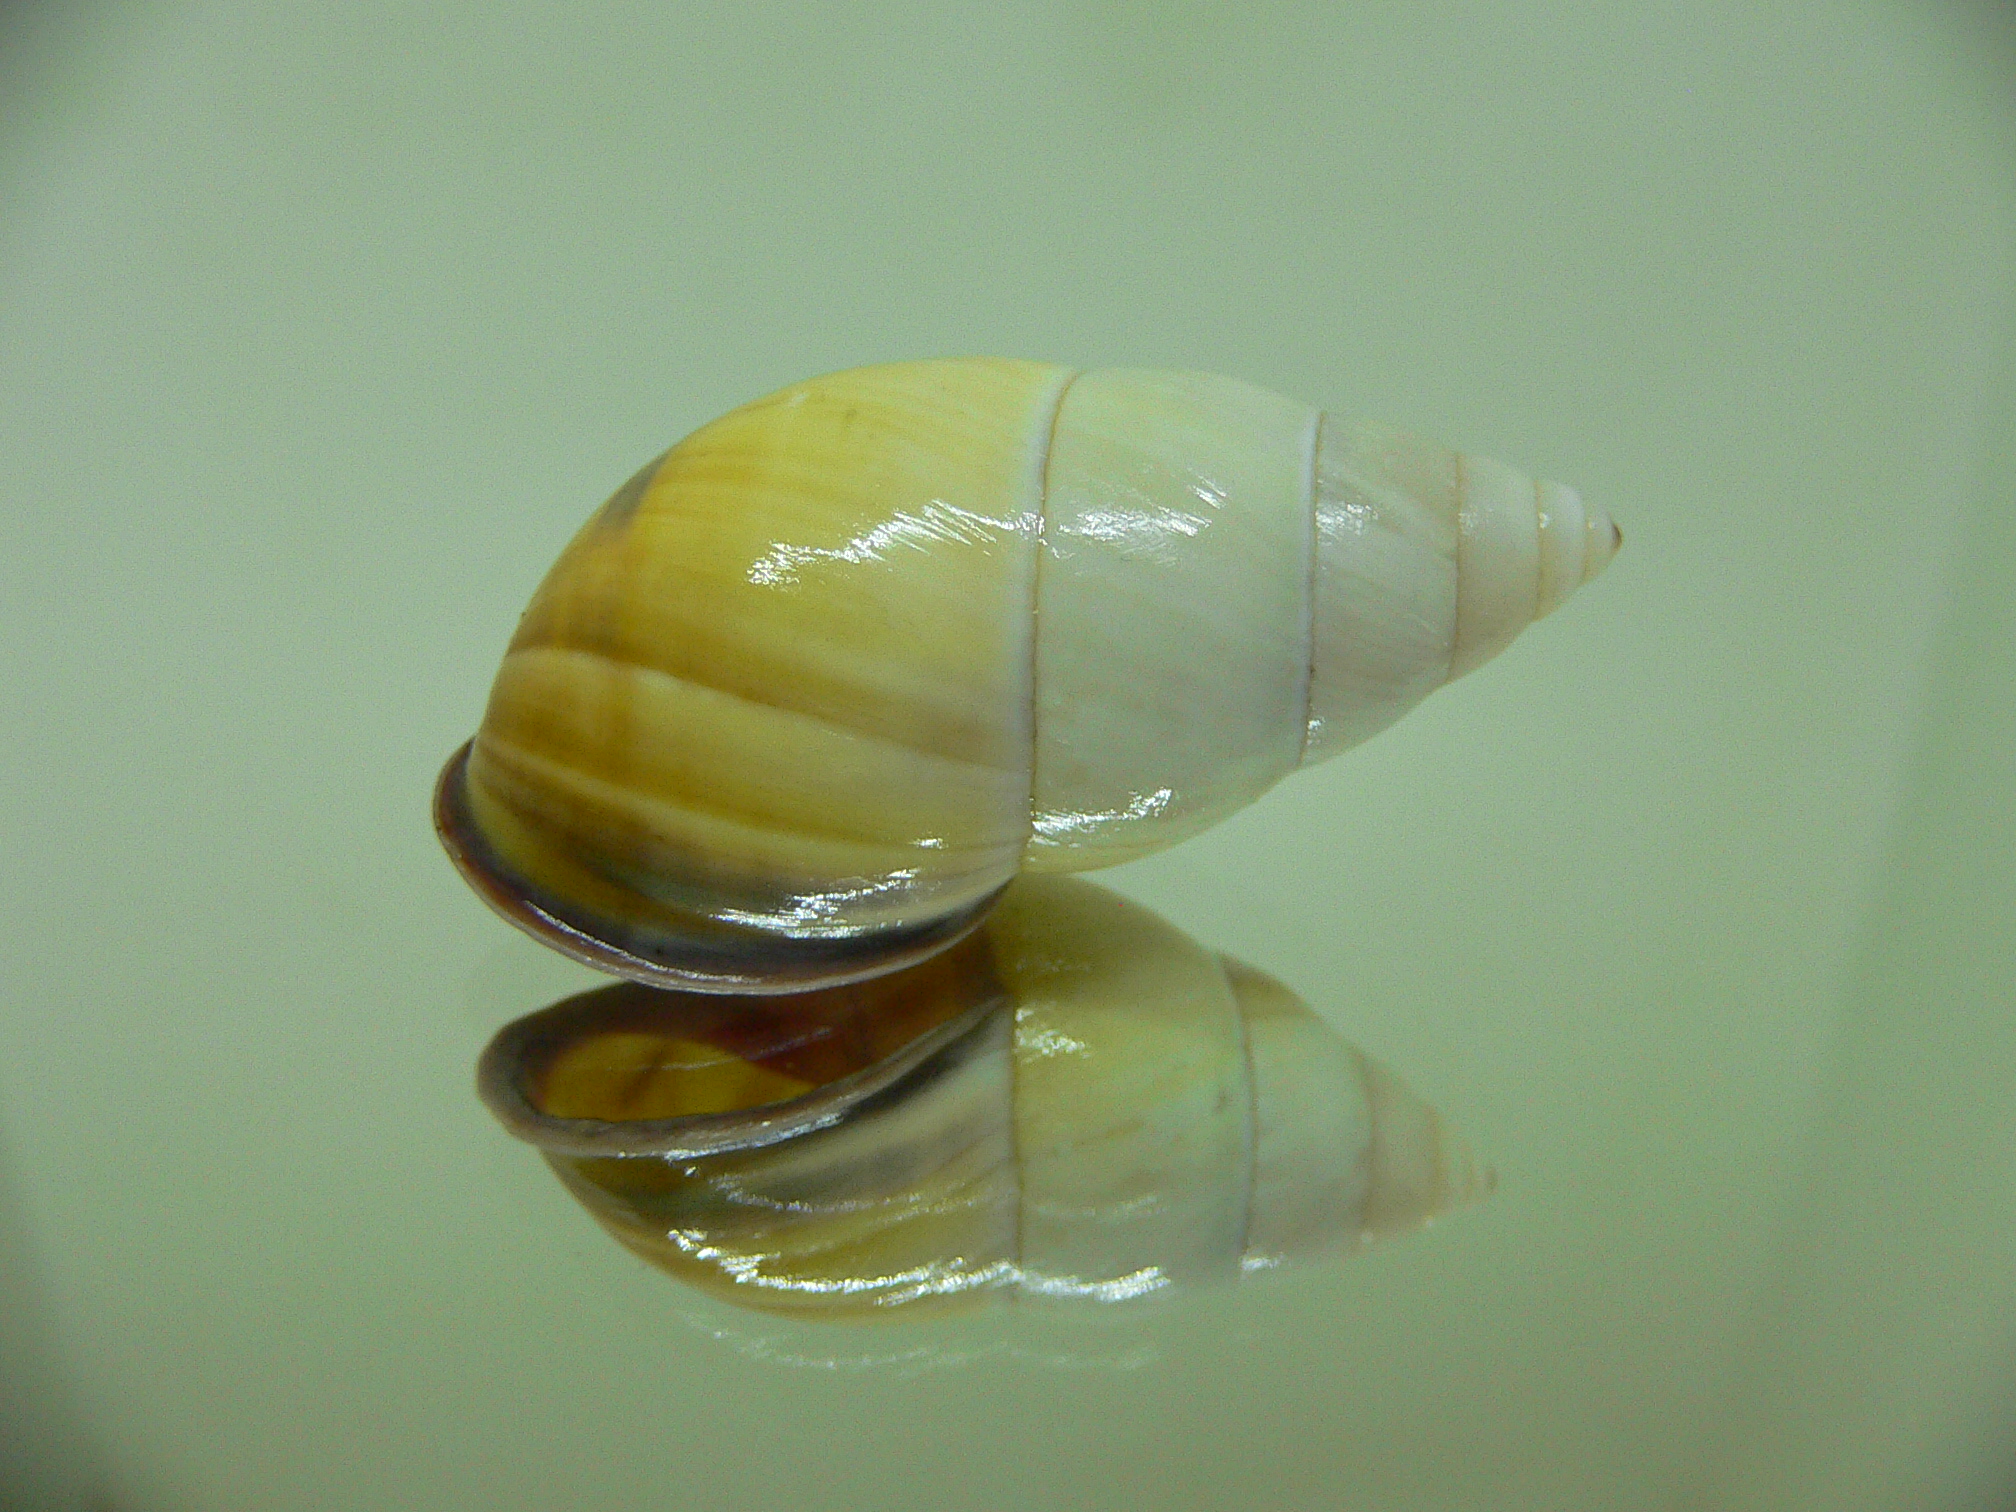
left=477, top=876, right=1493, bottom=1317
left=440, top=360, right=1618, bottom=991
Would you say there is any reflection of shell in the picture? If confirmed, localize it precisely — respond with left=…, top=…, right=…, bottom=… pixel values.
left=479, top=876, right=1492, bottom=1316
left=439, top=360, right=1618, bottom=992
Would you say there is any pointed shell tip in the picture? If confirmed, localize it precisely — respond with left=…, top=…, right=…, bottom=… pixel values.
left=1581, top=501, right=1621, bottom=584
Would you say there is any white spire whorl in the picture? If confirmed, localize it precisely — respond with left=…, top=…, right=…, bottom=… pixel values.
left=1301, top=415, right=1618, bottom=769
left=1301, top=418, right=1462, bottom=764
left=1450, top=456, right=1619, bottom=680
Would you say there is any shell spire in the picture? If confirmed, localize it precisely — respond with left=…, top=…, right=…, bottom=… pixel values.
left=1302, top=417, right=1619, bottom=761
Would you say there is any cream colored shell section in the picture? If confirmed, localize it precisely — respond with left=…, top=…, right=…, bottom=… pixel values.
left=1029, top=368, right=1317, bottom=863
left=466, top=359, right=1616, bottom=949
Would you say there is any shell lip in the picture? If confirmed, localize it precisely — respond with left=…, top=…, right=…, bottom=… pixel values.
left=433, top=740, right=1002, bottom=996
left=475, top=983, right=1006, bottom=1161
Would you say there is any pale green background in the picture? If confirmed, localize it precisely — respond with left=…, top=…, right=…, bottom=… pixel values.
left=3, top=2, right=2014, bottom=1509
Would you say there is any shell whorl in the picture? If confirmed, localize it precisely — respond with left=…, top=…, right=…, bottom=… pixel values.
left=452, top=359, right=1615, bottom=985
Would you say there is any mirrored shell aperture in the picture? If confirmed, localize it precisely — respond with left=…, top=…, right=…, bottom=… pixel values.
left=439, top=360, right=1618, bottom=991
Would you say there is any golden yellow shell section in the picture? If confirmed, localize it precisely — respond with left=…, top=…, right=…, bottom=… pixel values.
left=467, top=360, right=1072, bottom=953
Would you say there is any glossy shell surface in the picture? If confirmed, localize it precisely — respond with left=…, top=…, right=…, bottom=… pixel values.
left=443, top=360, right=1618, bottom=990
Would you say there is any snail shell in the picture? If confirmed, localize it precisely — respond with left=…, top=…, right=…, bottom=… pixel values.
left=439, top=361, right=1618, bottom=991
left=478, top=875, right=1492, bottom=1316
